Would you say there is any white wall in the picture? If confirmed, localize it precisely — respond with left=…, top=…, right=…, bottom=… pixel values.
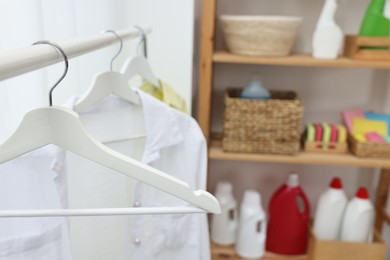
left=193, top=0, right=389, bottom=226
left=126, top=0, right=195, bottom=113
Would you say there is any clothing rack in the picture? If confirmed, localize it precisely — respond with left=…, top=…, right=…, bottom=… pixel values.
left=0, top=25, right=221, bottom=217
left=0, top=26, right=151, bottom=81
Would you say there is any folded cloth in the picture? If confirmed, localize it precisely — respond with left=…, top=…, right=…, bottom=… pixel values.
left=140, top=80, right=188, bottom=114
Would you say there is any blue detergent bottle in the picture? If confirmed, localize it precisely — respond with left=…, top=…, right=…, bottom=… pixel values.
left=241, top=74, right=271, bottom=99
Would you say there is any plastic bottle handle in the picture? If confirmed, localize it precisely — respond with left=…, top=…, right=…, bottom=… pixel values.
left=298, top=191, right=310, bottom=219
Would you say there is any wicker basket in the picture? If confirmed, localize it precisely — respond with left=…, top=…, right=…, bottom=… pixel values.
left=350, top=135, right=390, bottom=159
left=219, top=15, right=302, bottom=56
left=222, top=88, right=304, bottom=155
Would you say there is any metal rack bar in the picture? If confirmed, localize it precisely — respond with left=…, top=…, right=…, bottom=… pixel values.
left=0, top=26, right=151, bottom=81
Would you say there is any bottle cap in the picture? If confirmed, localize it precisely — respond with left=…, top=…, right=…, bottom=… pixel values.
left=215, top=181, right=233, bottom=197
left=242, top=190, right=261, bottom=207
left=356, top=187, right=369, bottom=199
left=286, top=172, right=299, bottom=187
left=330, top=177, right=342, bottom=189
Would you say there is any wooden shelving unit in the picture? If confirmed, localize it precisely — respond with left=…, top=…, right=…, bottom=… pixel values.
left=210, top=138, right=390, bottom=169
left=197, top=0, right=390, bottom=259
left=213, top=51, right=390, bottom=69
left=212, top=243, right=308, bottom=260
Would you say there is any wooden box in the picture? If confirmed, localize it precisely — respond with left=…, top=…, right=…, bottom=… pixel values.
left=304, top=141, right=348, bottom=154
left=211, top=243, right=308, bottom=260
left=344, top=35, right=390, bottom=61
left=308, top=229, right=387, bottom=260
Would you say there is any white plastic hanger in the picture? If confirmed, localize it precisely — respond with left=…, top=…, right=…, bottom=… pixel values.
left=120, top=55, right=159, bottom=86
left=0, top=41, right=221, bottom=218
left=75, top=29, right=158, bottom=112
left=120, top=25, right=159, bottom=87
left=75, top=30, right=141, bottom=112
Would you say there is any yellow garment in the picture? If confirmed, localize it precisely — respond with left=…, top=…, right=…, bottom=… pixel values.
left=140, top=80, right=188, bottom=114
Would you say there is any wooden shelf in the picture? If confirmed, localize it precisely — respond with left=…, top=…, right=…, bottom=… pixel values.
left=199, top=0, right=390, bottom=249
left=209, top=139, right=390, bottom=169
left=213, top=51, right=390, bottom=69
left=211, top=243, right=308, bottom=260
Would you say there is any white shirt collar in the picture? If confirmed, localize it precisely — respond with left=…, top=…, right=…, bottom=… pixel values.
left=135, top=89, right=184, bottom=164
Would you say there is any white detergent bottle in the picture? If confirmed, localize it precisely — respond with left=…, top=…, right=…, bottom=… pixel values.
left=340, top=187, right=374, bottom=242
left=313, top=177, right=347, bottom=240
left=211, top=181, right=238, bottom=245
left=312, top=0, right=344, bottom=59
left=236, top=190, right=267, bottom=259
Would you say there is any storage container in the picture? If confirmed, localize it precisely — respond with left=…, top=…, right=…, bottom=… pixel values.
left=222, top=88, right=304, bottom=155
left=211, top=243, right=309, bottom=260
left=219, top=15, right=302, bottom=56
left=350, top=134, right=390, bottom=159
left=344, top=35, right=390, bottom=61
left=304, top=141, right=348, bottom=154
left=308, top=228, right=386, bottom=260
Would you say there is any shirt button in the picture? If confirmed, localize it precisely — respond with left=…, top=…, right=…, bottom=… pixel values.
left=133, top=201, right=141, bottom=207
left=133, top=238, right=141, bottom=246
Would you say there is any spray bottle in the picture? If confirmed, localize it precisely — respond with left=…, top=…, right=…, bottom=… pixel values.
left=312, top=0, right=344, bottom=59
left=359, top=0, right=390, bottom=37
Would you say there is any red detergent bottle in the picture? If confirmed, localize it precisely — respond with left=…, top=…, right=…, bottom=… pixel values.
left=266, top=173, right=310, bottom=255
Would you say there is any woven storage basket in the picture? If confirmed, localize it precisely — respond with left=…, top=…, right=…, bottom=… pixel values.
left=219, top=15, right=302, bottom=56
left=222, top=88, right=304, bottom=155
left=350, top=135, right=390, bottom=159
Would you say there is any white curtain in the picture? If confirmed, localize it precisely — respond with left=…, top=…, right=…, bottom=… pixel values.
left=0, top=1, right=134, bottom=259
left=0, top=0, right=133, bottom=141
left=0, top=1, right=197, bottom=259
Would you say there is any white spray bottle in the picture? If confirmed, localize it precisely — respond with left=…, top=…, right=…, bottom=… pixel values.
left=312, top=0, right=344, bottom=59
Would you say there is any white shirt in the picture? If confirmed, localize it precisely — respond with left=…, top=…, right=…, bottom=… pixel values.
left=67, top=90, right=210, bottom=260
left=130, top=90, right=210, bottom=260
left=0, top=145, right=73, bottom=260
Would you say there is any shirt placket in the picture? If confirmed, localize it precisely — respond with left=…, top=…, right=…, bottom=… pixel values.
left=130, top=181, right=145, bottom=259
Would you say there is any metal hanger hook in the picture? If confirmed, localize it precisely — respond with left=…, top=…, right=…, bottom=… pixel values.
left=134, top=26, right=148, bottom=58
left=32, top=40, right=69, bottom=106
left=102, top=30, right=123, bottom=71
